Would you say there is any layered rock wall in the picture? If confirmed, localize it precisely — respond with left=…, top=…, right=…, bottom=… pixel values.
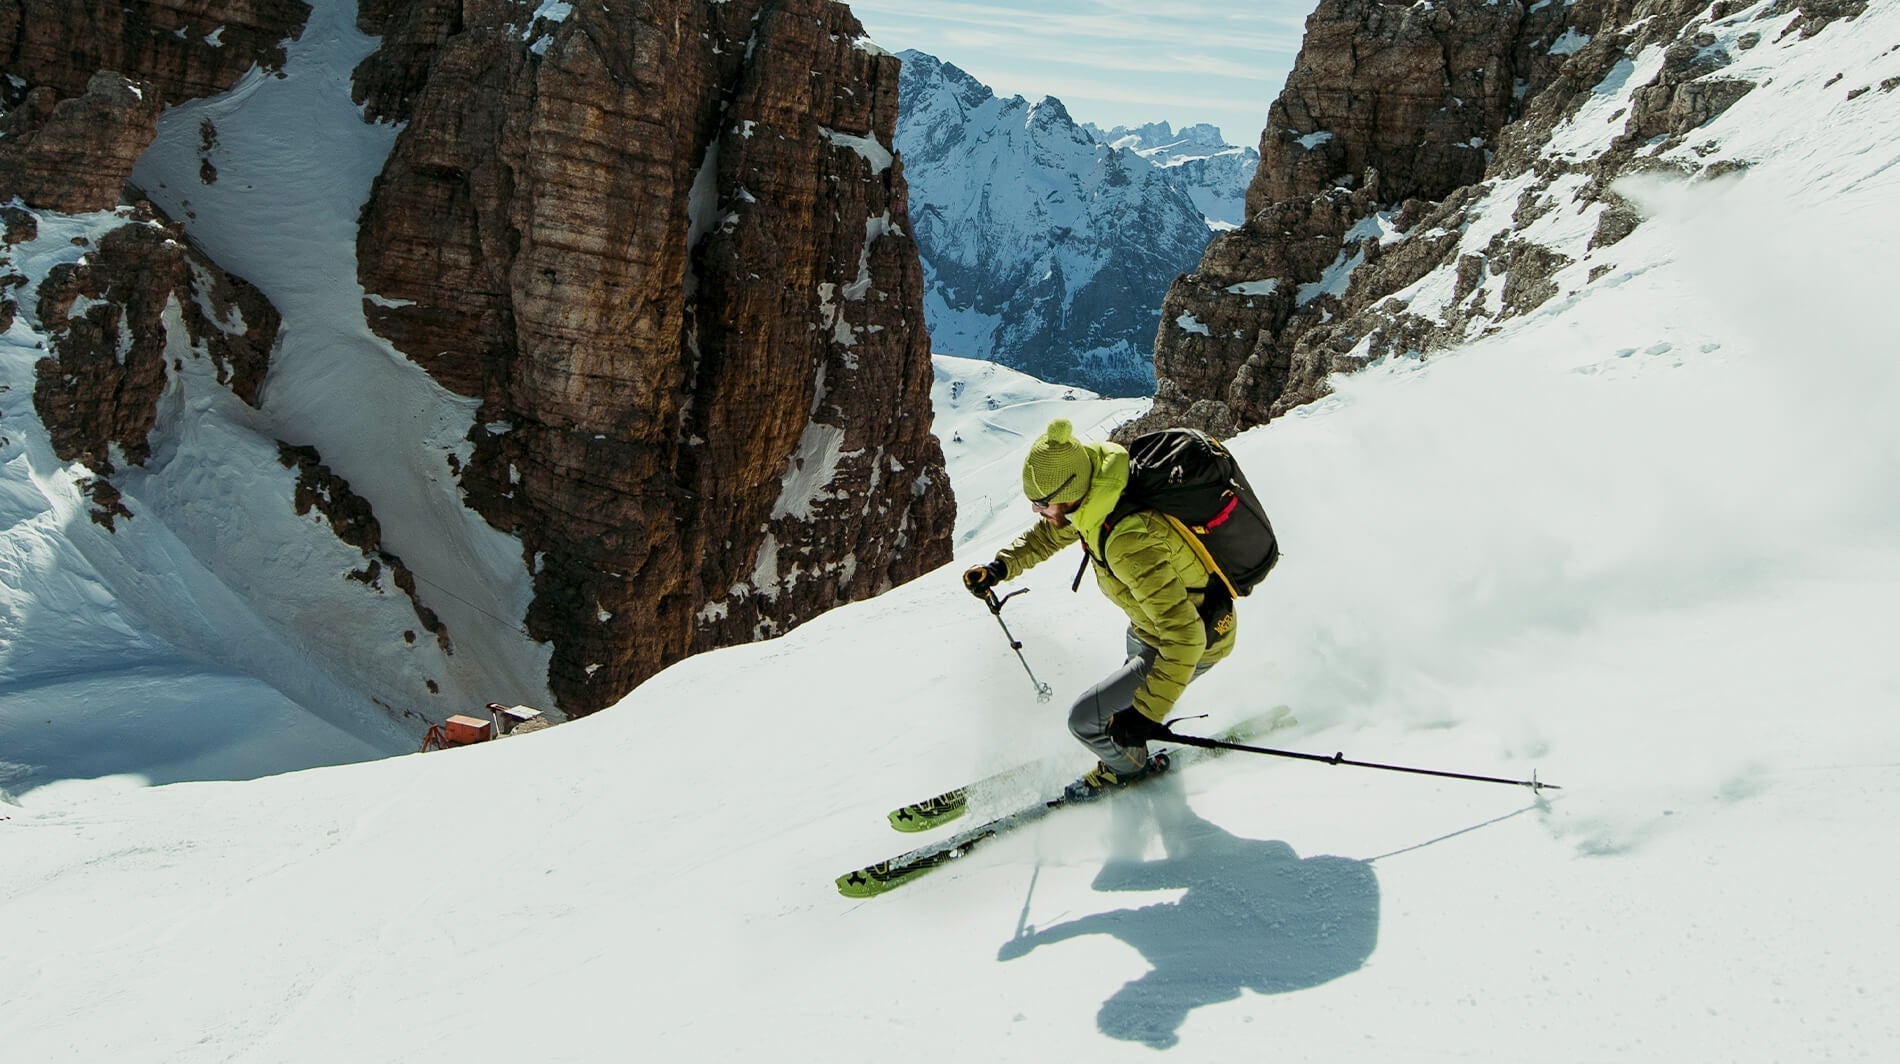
left=2, top=1, right=303, bottom=504
left=4, top=0, right=954, bottom=722
left=0, top=0, right=312, bottom=213
left=0, top=0, right=310, bottom=100
left=352, top=0, right=954, bottom=713
left=1134, top=0, right=1821, bottom=439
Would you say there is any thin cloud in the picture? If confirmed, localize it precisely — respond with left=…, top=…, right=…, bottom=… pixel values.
left=851, top=0, right=1302, bottom=52
left=847, top=0, right=1302, bottom=137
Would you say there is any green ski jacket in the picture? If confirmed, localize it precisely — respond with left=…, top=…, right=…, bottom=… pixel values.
left=995, top=438, right=1236, bottom=723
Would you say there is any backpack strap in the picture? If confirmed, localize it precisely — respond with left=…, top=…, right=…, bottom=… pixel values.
left=1095, top=496, right=1140, bottom=557
left=1089, top=506, right=1241, bottom=601
left=1196, top=493, right=1241, bottom=533
left=1154, top=512, right=1241, bottom=600
left=1073, top=502, right=1126, bottom=592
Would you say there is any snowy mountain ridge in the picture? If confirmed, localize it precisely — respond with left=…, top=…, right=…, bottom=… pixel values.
left=1085, top=120, right=1236, bottom=159
left=1084, top=119, right=1261, bottom=229
left=895, top=51, right=1250, bottom=395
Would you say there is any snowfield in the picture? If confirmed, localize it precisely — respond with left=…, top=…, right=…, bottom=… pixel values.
left=4, top=1, right=1900, bottom=1061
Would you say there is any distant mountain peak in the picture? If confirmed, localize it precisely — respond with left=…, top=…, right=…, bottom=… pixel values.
left=1028, top=95, right=1074, bottom=126
left=896, top=49, right=993, bottom=111
left=1089, top=119, right=1232, bottom=153
left=894, top=50, right=1260, bottom=395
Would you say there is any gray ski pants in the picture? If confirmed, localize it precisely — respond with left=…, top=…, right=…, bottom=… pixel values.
left=1069, top=629, right=1218, bottom=775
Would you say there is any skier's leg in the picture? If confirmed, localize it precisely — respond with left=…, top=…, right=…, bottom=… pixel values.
left=1068, top=633, right=1161, bottom=774
left=1068, top=630, right=1219, bottom=775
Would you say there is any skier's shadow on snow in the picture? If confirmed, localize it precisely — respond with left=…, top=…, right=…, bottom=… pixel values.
left=997, top=774, right=1380, bottom=1049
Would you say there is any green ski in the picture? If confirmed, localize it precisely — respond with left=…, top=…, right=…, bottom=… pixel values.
left=841, top=797, right=1071, bottom=898
left=840, top=707, right=1297, bottom=899
left=882, top=705, right=1295, bottom=834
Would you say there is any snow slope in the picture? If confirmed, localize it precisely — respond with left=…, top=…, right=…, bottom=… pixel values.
left=1, top=207, right=420, bottom=802
left=4, top=2, right=1900, bottom=1061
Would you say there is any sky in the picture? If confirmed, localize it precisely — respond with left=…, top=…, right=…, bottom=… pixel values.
left=847, top=0, right=1309, bottom=145
left=5, top=1, right=1900, bottom=1060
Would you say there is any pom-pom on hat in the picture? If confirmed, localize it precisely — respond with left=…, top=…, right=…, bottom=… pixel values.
left=1021, top=418, right=1093, bottom=506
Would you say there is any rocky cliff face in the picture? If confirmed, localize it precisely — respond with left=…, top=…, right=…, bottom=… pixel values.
left=2, top=0, right=954, bottom=725
left=1, top=0, right=306, bottom=486
left=1134, top=0, right=1853, bottom=439
left=1, top=2, right=489, bottom=726
left=28, top=205, right=277, bottom=491
left=350, top=0, right=954, bottom=713
left=0, top=1, right=312, bottom=212
left=0, top=0, right=310, bottom=100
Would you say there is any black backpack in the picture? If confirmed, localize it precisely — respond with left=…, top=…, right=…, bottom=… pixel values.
left=1091, top=428, right=1279, bottom=598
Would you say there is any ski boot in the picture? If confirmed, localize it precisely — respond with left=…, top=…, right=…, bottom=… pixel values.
left=1063, top=751, right=1171, bottom=803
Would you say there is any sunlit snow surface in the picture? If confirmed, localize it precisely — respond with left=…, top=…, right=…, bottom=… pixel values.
left=3, top=2, right=1900, bottom=1061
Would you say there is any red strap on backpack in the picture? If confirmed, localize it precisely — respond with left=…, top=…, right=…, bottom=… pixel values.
left=1198, top=494, right=1240, bottom=532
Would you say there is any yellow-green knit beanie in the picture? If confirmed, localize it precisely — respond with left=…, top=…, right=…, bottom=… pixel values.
left=1021, top=418, right=1092, bottom=505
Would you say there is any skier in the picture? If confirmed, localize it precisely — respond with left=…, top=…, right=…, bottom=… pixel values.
left=963, top=418, right=1237, bottom=801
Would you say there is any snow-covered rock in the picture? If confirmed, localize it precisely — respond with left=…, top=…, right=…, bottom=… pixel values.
left=1086, top=120, right=1262, bottom=229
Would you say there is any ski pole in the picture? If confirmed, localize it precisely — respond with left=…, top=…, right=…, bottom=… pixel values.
left=1160, top=723, right=1561, bottom=792
left=984, top=588, right=1054, bottom=703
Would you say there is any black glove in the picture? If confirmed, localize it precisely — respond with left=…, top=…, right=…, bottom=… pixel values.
left=962, top=559, right=1006, bottom=599
left=1107, top=708, right=1173, bottom=747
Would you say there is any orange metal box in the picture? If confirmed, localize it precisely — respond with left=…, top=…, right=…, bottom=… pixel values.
left=443, top=714, right=494, bottom=745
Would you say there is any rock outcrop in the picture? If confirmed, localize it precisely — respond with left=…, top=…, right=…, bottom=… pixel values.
left=1133, top=0, right=1815, bottom=439
left=0, top=0, right=312, bottom=212
left=28, top=205, right=277, bottom=494
left=0, top=73, right=165, bottom=214
left=3, top=0, right=307, bottom=464
left=3, top=0, right=954, bottom=725
left=0, top=0, right=310, bottom=100
left=351, top=0, right=955, bottom=713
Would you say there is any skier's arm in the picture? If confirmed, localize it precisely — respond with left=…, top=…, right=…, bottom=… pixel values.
left=994, top=519, right=1080, bottom=579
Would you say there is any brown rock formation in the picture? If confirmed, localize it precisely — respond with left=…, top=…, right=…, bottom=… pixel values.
left=2, top=0, right=312, bottom=442
left=1135, top=0, right=1780, bottom=439
left=1251, top=0, right=1524, bottom=209
left=0, top=73, right=164, bottom=214
left=26, top=203, right=279, bottom=520
left=353, top=0, right=955, bottom=714
left=0, top=0, right=311, bottom=103
left=0, top=1, right=312, bottom=211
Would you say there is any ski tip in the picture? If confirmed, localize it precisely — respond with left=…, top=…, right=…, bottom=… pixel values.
left=889, top=811, right=966, bottom=833
left=836, top=865, right=922, bottom=899
left=888, top=804, right=969, bottom=833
